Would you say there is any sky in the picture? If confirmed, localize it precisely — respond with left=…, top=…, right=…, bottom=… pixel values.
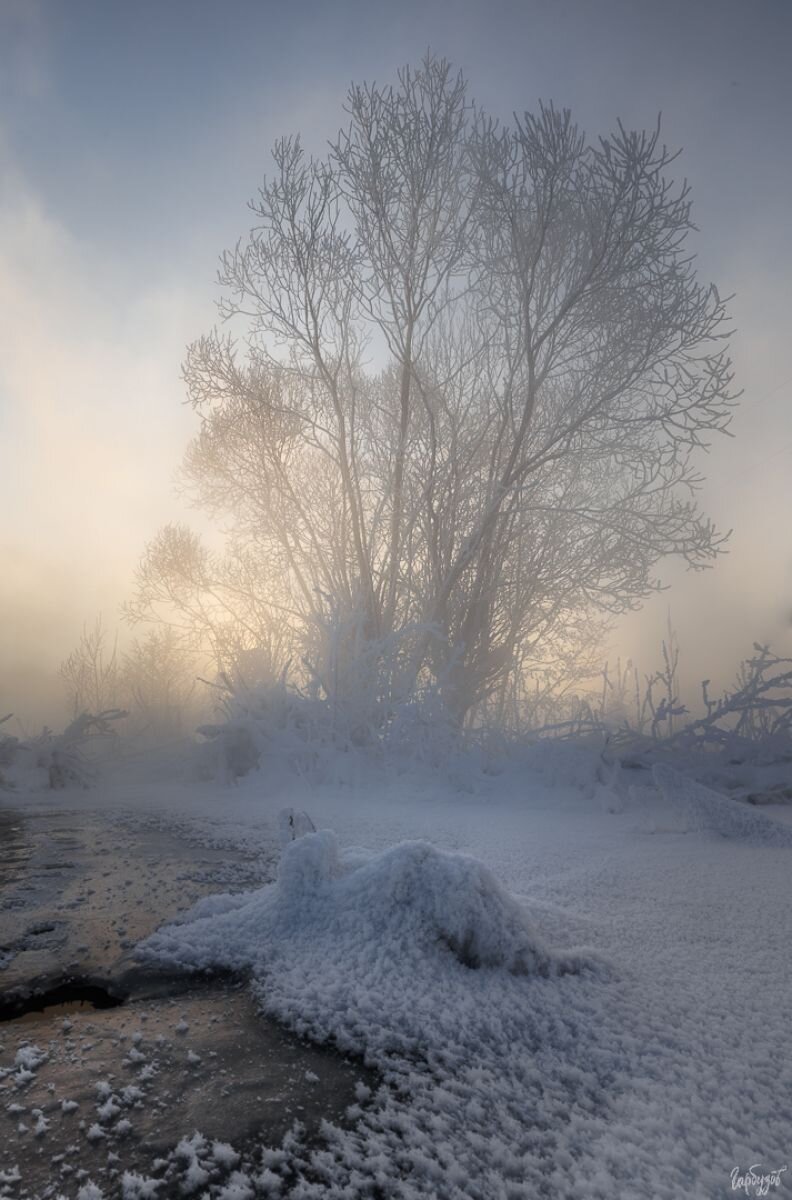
left=1, top=0, right=791, bottom=724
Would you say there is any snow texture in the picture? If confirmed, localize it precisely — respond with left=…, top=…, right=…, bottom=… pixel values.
left=140, top=832, right=590, bottom=1053
left=652, top=762, right=792, bottom=844
left=135, top=775, right=792, bottom=1200
left=76, top=1184, right=105, bottom=1200
left=121, top=1172, right=161, bottom=1199
left=13, top=1044, right=47, bottom=1072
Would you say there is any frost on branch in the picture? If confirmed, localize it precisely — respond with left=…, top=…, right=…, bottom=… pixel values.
left=673, top=644, right=792, bottom=760
left=532, top=638, right=792, bottom=768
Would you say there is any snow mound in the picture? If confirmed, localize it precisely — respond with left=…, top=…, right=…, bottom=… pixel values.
left=652, top=763, right=792, bottom=845
left=139, top=831, right=589, bottom=1055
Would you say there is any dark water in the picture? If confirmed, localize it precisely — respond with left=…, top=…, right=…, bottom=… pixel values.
left=0, top=800, right=375, bottom=1197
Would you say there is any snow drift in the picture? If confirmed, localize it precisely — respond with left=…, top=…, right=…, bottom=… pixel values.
left=652, top=762, right=792, bottom=845
left=138, top=830, right=589, bottom=1056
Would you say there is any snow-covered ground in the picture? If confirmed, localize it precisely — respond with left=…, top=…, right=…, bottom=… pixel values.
left=2, top=745, right=791, bottom=1198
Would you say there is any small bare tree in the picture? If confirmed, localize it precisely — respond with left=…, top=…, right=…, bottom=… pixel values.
left=132, top=55, right=736, bottom=728
left=60, top=616, right=121, bottom=717
left=121, top=627, right=199, bottom=738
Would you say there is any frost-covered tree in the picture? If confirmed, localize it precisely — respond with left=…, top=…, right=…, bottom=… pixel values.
left=121, top=627, right=199, bottom=738
left=60, top=617, right=121, bottom=717
left=132, top=56, right=736, bottom=726
left=61, top=617, right=202, bottom=741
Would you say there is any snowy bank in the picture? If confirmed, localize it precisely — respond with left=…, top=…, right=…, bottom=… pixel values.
left=652, top=763, right=792, bottom=845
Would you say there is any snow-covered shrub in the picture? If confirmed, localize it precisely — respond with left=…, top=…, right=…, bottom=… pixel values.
left=379, top=680, right=464, bottom=769
left=186, top=614, right=792, bottom=792
left=60, top=616, right=205, bottom=747
left=669, top=644, right=792, bottom=761
left=0, top=710, right=127, bottom=790
left=195, top=672, right=337, bottom=783
left=195, top=624, right=467, bottom=783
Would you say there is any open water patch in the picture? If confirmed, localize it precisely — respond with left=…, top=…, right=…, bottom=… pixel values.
left=0, top=977, right=126, bottom=1022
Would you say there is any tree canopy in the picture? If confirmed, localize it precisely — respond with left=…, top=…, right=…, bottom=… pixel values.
left=131, top=56, right=736, bottom=727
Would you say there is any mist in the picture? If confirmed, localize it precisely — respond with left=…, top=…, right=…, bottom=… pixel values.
left=2, top=6, right=792, bottom=1196
left=2, top=0, right=790, bottom=732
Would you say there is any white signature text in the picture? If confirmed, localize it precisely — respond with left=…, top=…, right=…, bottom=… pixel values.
left=731, top=1165, right=788, bottom=1197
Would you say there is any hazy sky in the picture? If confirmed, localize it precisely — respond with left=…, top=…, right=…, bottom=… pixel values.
left=1, top=0, right=791, bottom=723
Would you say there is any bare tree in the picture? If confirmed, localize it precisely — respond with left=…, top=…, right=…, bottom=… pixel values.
left=132, top=56, right=736, bottom=727
left=60, top=616, right=121, bottom=717
left=126, top=523, right=295, bottom=678
left=121, top=627, right=199, bottom=738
